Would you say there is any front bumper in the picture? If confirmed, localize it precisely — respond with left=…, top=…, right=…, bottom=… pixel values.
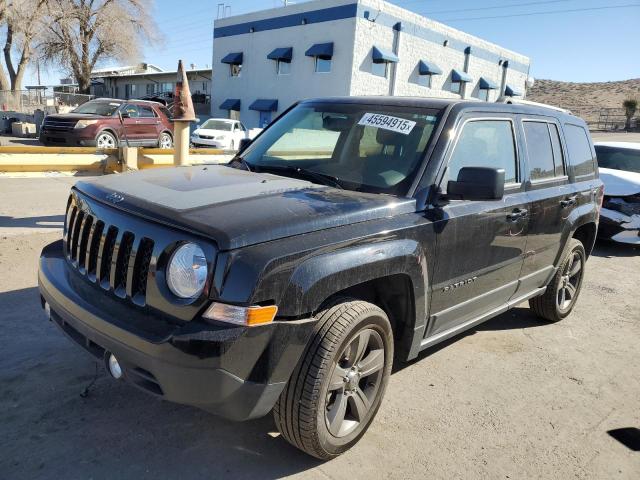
left=38, top=240, right=316, bottom=421
left=191, top=136, right=230, bottom=149
left=598, top=208, right=640, bottom=245
left=39, top=129, right=96, bottom=147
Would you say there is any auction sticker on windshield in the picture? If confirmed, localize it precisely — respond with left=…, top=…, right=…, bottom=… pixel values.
left=358, top=113, right=416, bottom=135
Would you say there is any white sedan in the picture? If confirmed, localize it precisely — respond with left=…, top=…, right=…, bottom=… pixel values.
left=191, top=119, right=249, bottom=150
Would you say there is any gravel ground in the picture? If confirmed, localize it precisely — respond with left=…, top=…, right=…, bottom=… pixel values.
left=0, top=177, right=638, bottom=480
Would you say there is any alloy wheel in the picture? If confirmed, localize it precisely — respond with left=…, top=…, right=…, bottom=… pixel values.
left=557, top=251, right=583, bottom=312
left=325, top=328, right=386, bottom=438
left=96, top=133, right=116, bottom=149
left=159, top=133, right=172, bottom=149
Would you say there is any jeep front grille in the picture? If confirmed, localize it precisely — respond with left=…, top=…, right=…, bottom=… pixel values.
left=64, top=202, right=154, bottom=307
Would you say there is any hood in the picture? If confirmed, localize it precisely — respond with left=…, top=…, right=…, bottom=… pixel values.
left=46, top=113, right=108, bottom=120
left=194, top=128, right=231, bottom=136
left=74, top=165, right=416, bottom=250
left=599, top=168, right=640, bottom=196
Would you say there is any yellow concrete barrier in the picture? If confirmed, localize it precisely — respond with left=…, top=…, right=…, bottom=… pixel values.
left=0, top=146, right=118, bottom=173
left=138, top=148, right=232, bottom=170
left=0, top=146, right=232, bottom=174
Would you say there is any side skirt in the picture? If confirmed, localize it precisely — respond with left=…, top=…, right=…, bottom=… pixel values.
left=419, top=287, right=546, bottom=351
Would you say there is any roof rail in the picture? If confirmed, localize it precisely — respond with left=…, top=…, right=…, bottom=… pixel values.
left=496, top=97, right=572, bottom=115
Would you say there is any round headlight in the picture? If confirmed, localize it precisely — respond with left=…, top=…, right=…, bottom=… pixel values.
left=166, top=243, right=208, bottom=299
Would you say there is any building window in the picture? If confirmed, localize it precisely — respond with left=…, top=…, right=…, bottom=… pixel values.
left=450, top=81, right=462, bottom=94
left=277, top=60, right=291, bottom=75
left=146, top=83, right=156, bottom=95
left=372, top=62, right=388, bottom=78
left=418, top=74, right=432, bottom=88
left=230, top=64, right=242, bottom=77
left=315, top=57, right=331, bottom=73
left=477, top=89, right=490, bottom=101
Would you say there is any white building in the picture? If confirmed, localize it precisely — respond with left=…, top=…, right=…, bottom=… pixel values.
left=211, top=0, right=531, bottom=129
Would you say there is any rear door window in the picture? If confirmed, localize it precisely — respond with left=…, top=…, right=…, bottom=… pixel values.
left=564, top=124, right=596, bottom=179
left=549, top=124, right=566, bottom=177
left=446, top=119, right=518, bottom=186
left=138, top=105, right=156, bottom=118
left=523, top=121, right=566, bottom=181
left=524, top=121, right=555, bottom=180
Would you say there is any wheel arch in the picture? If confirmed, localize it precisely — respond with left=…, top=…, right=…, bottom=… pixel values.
left=278, top=239, right=429, bottom=361
left=572, top=222, right=597, bottom=258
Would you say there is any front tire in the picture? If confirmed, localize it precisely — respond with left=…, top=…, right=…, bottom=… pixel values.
left=95, top=131, right=117, bottom=149
left=273, top=299, right=393, bottom=460
left=529, top=238, right=586, bottom=322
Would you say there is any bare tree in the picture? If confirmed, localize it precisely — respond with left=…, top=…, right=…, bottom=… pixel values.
left=1, top=0, right=48, bottom=91
left=41, top=0, right=159, bottom=94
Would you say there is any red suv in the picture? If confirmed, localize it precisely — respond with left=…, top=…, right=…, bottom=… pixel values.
left=39, top=98, right=174, bottom=149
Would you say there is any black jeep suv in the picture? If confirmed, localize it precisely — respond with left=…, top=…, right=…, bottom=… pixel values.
left=38, top=97, right=603, bottom=459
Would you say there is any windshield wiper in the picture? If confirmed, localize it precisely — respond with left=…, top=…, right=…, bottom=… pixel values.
left=257, top=164, right=344, bottom=189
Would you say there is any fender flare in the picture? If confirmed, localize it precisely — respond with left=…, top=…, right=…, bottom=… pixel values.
left=278, top=239, right=429, bottom=359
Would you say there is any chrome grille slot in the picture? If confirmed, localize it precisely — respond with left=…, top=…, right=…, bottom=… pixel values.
left=114, top=232, right=134, bottom=298
left=65, top=205, right=78, bottom=256
left=131, top=238, right=154, bottom=305
left=86, top=220, right=104, bottom=280
left=69, top=210, right=85, bottom=262
left=100, top=226, right=118, bottom=289
left=77, top=215, right=93, bottom=273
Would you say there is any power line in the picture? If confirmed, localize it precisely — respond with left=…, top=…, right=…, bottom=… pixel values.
left=437, top=3, right=640, bottom=22
left=422, top=0, right=575, bottom=15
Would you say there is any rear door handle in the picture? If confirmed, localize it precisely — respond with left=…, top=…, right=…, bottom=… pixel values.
left=560, top=196, right=577, bottom=208
left=507, top=208, right=528, bottom=221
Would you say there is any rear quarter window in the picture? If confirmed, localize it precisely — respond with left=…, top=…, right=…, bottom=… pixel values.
left=563, top=124, right=596, bottom=179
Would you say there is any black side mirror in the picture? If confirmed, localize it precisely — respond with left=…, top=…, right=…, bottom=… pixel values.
left=447, top=167, right=505, bottom=200
left=238, top=137, right=252, bottom=152
left=118, top=111, right=130, bottom=119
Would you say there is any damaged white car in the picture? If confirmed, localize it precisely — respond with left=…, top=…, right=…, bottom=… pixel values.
left=594, top=142, right=640, bottom=245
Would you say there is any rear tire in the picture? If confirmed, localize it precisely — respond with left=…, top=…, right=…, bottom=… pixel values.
left=158, top=132, right=173, bottom=149
left=529, top=238, right=586, bottom=322
left=273, top=299, right=393, bottom=460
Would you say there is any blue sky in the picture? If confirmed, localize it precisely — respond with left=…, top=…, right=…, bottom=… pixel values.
left=30, top=0, right=639, bottom=86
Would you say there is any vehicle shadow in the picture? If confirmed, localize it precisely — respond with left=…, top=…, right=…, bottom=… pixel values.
left=0, top=214, right=65, bottom=230
left=591, top=239, right=639, bottom=258
left=0, top=287, right=322, bottom=480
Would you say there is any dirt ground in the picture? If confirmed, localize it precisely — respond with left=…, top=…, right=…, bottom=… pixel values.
left=1, top=176, right=639, bottom=480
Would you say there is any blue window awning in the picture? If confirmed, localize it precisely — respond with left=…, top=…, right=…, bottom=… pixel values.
left=505, top=85, right=523, bottom=97
left=418, top=60, right=442, bottom=76
left=372, top=46, right=399, bottom=64
left=219, top=98, right=241, bottom=111
left=452, top=69, right=473, bottom=83
left=267, top=47, right=293, bottom=62
left=479, top=77, right=498, bottom=90
left=305, top=42, right=334, bottom=59
left=221, top=52, right=243, bottom=65
left=249, top=99, right=278, bottom=112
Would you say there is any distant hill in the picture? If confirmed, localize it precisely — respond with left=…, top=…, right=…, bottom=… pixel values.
left=527, top=78, right=640, bottom=126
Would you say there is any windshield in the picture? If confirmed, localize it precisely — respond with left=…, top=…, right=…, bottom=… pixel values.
left=72, top=101, right=121, bottom=116
left=201, top=119, right=233, bottom=131
left=240, top=103, right=441, bottom=194
left=595, top=145, right=640, bottom=174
